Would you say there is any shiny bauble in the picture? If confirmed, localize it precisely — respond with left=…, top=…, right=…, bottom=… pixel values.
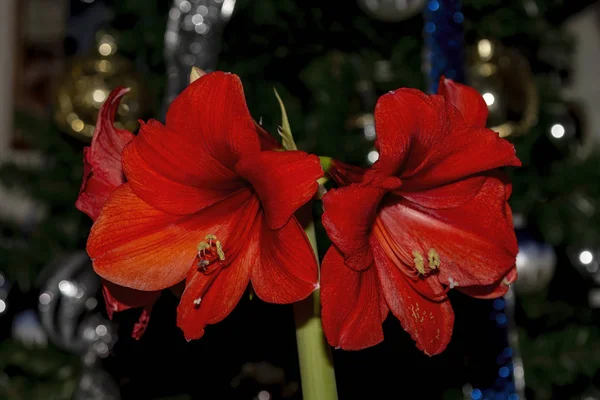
left=514, top=229, right=556, bottom=294
left=54, top=31, right=146, bottom=141
left=466, top=39, right=538, bottom=138
left=357, top=0, right=426, bottom=22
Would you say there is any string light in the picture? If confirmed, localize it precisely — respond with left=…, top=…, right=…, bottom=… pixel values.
left=550, top=123, right=565, bottom=139
left=367, top=150, right=379, bottom=164
left=579, top=250, right=594, bottom=265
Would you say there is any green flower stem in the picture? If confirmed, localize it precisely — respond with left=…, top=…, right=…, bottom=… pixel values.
left=293, top=216, right=338, bottom=400
left=319, top=156, right=333, bottom=174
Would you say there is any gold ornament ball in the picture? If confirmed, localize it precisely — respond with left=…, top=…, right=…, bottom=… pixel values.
left=467, top=39, right=539, bottom=138
left=54, top=31, right=147, bottom=141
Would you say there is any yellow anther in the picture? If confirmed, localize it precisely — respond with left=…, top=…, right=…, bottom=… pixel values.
left=197, top=242, right=209, bottom=252
left=216, top=240, right=225, bottom=261
left=413, top=251, right=426, bottom=275
left=205, top=234, right=217, bottom=241
left=428, top=248, right=441, bottom=270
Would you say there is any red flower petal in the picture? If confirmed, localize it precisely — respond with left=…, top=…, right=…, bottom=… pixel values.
left=87, top=183, right=255, bottom=291
left=76, top=87, right=133, bottom=220
left=328, top=160, right=367, bottom=186
left=122, top=120, right=244, bottom=215
left=321, top=246, right=386, bottom=350
left=378, top=175, right=517, bottom=288
left=322, top=184, right=386, bottom=271
left=236, top=150, right=322, bottom=229
left=165, top=71, right=260, bottom=170
left=374, top=89, right=520, bottom=189
left=399, top=175, right=486, bottom=209
left=102, top=280, right=160, bottom=339
left=176, top=237, right=257, bottom=341
left=251, top=215, right=318, bottom=304
left=438, top=76, right=489, bottom=128
left=255, top=121, right=282, bottom=151
left=458, top=266, right=517, bottom=299
left=372, top=239, right=454, bottom=356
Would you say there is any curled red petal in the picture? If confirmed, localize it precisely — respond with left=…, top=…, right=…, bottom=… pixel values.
left=122, top=120, right=243, bottom=215
left=321, top=246, right=386, bottom=350
left=322, top=184, right=386, bottom=271
left=236, top=150, right=322, bottom=229
left=251, top=214, right=318, bottom=304
left=438, top=76, right=489, bottom=128
left=372, top=238, right=454, bottom=356
left=374, top=88, right=520, bottom=191
left=76, top=87, right=133, bottom=220
left=328, top=160, right=367, bottom=186
left=458, top=266, right=517, bottom=299
left=165, top=71, right=260, bottom=170
left=102, top=281, right=160, bottom=339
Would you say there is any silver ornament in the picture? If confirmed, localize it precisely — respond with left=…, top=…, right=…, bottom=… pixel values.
left=38, top=251, right=120, bottom=399
left=163, top=0, right=236, bottom=110
left=357, top=0, right=426, bottom=22
left=73, top=367, right=121, bottom=400
left=514, top=237, right=557, bottom=294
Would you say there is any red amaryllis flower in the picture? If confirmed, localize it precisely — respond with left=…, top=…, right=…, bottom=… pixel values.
left=321, top=77, right=520, bottom=355
left=76, top=87, right=160, bottom=339
left=87, top=71, right=322, bottom=340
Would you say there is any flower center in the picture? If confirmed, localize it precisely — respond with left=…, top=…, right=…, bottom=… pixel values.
left=373, top=217, right=450, bottom=301
left=195, top=234, right=226, bottom=274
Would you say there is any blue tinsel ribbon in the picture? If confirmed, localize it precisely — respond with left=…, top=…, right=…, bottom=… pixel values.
left=423, top=1, right=519, bottom=399
left=423, top=0, right=466, bottom=93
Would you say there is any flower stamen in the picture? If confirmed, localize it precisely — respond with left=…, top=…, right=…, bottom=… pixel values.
left=428, top=248, right=441, bottom=270
left=196, top=234, right=226, bottom=274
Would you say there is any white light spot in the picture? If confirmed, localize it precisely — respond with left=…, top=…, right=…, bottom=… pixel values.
left=169, top=8, right=181, bottom=20
left=58, top=280, right=78, bottom=297
left=92, top=89, right=106, bottom=103
left=482, top=92, right=495, bottom=106
left=197, top=5, right=208, bottom=16
left=98, top=43, right=112, bottom=56
left=580, top=250, right=594, bottom=265
left=477, top=39, right=493, bottom=59
left=550, top=123, right=565, bottom=139
left=191, top=14, right=204, bottom=25
left=85, top=298, right=98, bottom=310
left=221, top=0, right=236, bottom=19
left=95, top=324, right=108, bottom=337
left=367, top=150, right=379, bottom=164
left=194, top=23, right=208, bottom=34
left=0, top=299, right=6, bottom=314
left=513, top=365, right=524, bottom=379
left=364, top=124, right=376, bottom=140
left=179, top=0, right=191, bottom=12
left=258, top=391, right=271, bottom=400
left=39, top=292, right=52, bottom=305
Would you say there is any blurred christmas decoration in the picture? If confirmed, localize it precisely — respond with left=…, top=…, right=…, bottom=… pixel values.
left=514, top=228, right=557, bottom=294
left=423, top=0, right=465, bottom=92
left=12, top=310, right=48, bottom=348
left=164, top=0, right=237, bottom=109
left=38, top=251, right=120, bottom=400
left=466, top=38, right=538, bottom=138
left=54, top=30, right=145, bottom=141
left=357, top=0, right=426, bottom=22
left=0, top=271, right=9, bottom=317
left=231, top=361, right=299, bottom=399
